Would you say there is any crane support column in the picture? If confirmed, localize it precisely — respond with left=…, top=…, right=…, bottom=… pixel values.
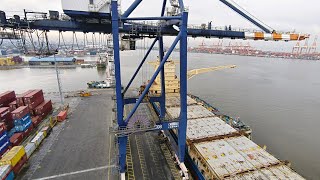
left=178, top=11, right=188, bottom=162
left=111, top=0, right=126, bottom=174
left=159, top=36, right=166, bottom=119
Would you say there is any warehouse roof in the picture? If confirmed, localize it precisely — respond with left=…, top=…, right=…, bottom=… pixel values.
left=29, top=56, right=76, bottom=62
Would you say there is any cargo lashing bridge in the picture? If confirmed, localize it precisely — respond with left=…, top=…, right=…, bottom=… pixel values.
left=0, top=0, right=309, bottom=179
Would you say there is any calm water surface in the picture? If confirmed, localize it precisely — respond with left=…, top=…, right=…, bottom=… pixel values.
left=0, top=52, right=319, bottom=179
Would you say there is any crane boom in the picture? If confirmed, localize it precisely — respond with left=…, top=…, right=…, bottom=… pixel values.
left=219, top=0, right=273, bottom=33
left=187, top=65, right=236, bottom=80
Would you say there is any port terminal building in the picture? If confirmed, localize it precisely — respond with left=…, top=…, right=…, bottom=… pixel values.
left=29, top=56, right=76, bottom=65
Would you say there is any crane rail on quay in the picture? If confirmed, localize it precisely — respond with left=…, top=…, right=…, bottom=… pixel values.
left=0, top=0, right=309, bottom=179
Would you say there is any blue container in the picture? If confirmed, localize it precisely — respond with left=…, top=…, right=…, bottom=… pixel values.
left=5, top=171, right=15, bottom=180
left=0, top=140, right=10, bottom=155
left=0, top=131, right=8, bottom=146
left=14, top=114, right=31, bottom=126
left=15, top=119, right=32, bottom=132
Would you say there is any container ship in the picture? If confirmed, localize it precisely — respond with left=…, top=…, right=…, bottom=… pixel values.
left=145, top=59, right=305, bottom=179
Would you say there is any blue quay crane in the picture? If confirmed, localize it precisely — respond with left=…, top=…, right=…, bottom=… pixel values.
left=111, top=1, right=189, bottom=178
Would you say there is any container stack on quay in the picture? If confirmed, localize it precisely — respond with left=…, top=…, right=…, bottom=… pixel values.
left=0, top=89, right=58, bottom=178
left=0, top=123, right=10, bottom=157
left=0, top=89, right=52, bottom=155
left=0, top=164, right=14, bottom=180
left=0, top=56, right=23, bottom=66
left=0, top=146, right=27, bottom=179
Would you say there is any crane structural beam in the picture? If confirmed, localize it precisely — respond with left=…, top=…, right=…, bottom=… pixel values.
left=109, top=0, right=189, bottom=178
left=0, top=18, right=308, bottom=41
left=219, top=0, right=273, bottom=33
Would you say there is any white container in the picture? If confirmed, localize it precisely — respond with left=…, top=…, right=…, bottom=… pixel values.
left=187, top=117, right=237, bottom=141
left=225, top=165, right=305, bottom=180
left=24, top=143, right=36, bottom=159
left=61, top=0, right=111, bottom=16
left=31, top=132, right=45, bottom=147
left=167, top=105, right=215, bottom=119
left=193, top=136, right=282, bottom=179
left=166, top=95, right=197, bottom=107
left=0, top=165, right=11, bottom=179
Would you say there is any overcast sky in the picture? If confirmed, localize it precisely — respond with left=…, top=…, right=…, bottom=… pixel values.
left=1, top=0, right=319, bottom=50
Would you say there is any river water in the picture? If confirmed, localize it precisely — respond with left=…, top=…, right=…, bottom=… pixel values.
left=0, top=52, right=319, bottom=179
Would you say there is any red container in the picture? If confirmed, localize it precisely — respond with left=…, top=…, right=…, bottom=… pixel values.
left=23, top=124, right=33, bottom=138
left=16, top=90, right=34, bottom=106
left=31, top=116, right=42, bottom=127
left=9, top=100, right=17, bottom=111
left=0, top=147, right=11, bottom=157
left=0, top=122, right=6, bottom=135
left=10, top=133, right=24, bottom=146
left=34, top=100, right=52, bottom=115
left=39, top=108, right=52, bottom=120
left=0, top=91, right=16, bottom=107
left=26, top=95, right=44, bottom=111
left=23, top=89, right=43, bottom=105
left=57, top=111, right=67, bottom=122
left=11, top=106, right=29, bottom=120
left=29, top=109, right=35, bottom=116
left=13, top=154, right=27, bottom=175
left=0, top=107, right=11, bottom=120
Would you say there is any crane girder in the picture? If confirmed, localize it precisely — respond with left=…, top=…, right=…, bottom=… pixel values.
left=0, top=19, right=308, bottom=41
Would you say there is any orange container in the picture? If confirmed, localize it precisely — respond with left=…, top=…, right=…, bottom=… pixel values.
left=57, top=111, right=67, bottom=122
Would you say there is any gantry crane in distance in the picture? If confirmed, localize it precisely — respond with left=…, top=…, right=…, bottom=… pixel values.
left=0, top=0, right=310, bottom=179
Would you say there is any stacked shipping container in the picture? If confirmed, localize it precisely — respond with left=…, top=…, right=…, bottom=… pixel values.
left=0, top=90, right=52, bottom=149
left=165, top=95, right=305, bottom=179
left=0, top=107, right=14, bottom=131
left=0, top=89, right=54, bottom=178
left=0, top=123, right=10, bottom=157
left=0, top=164, right=14, bottom=180
left=0, top=146, right=27, bottom=175
left=0, top=91, right=15, bottom=108
left=12, top=107, right=32, bottom=132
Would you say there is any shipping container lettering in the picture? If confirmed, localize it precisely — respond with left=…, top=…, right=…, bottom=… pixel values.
left=1, top=111, right=9, bottom=117
left=0, top=141, right=9, bottom=150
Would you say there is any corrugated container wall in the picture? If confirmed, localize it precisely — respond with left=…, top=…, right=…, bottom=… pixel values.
left=34, top=100, right=52, bottom=115
left=0, top=91, right=15, bottom=108
left=11, top=106, right=29, bottom=120
left=0, top=146, right=25, bottom=167
left=24, top=143, right=36, bottom=159
left=0, top=165, right=11, bottom=180
left=16, top=90, right=34, bottom=107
